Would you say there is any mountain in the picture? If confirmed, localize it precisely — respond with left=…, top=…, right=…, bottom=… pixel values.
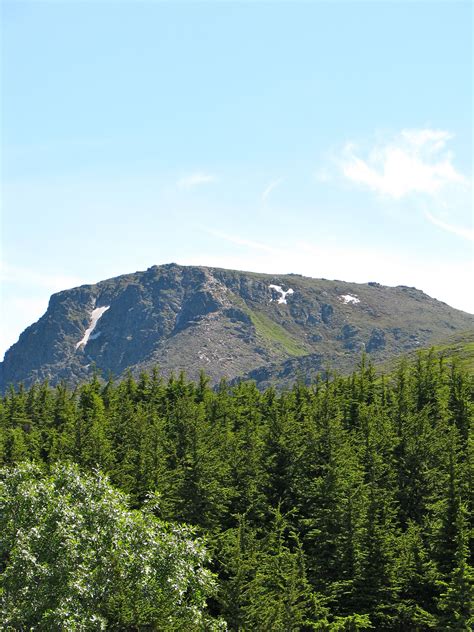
left=1, top=263, right=473, bottom=392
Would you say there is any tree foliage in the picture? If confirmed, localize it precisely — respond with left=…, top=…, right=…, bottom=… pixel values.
left=0, top=463, right=221, bottom=630
left=0, top=351, right=472, bottom=630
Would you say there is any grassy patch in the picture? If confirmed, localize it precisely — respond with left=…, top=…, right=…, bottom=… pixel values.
left=431, top=337, right=474, bottom=372
left=246, top=309, right=308, bottom=357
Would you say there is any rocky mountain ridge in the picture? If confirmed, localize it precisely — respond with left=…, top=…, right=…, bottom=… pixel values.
left=1, top=263, right=473, bottom=391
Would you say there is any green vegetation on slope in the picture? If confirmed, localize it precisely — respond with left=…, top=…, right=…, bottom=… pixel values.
left=230, top=290, right=309, bottom=356
left=247, top=307, right=308, bottom=356
left=429, top=330, right=474, bottom=371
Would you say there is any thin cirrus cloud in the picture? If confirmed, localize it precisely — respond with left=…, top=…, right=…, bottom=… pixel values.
left=261, top=178, right=284, bottom=202
left=425, top=211, right=474, bottom=242
left=205, top=228, right=284, bottom=255
left=177, top=172, right=217, bottom=188
left=340, top=129, right=467, bottom=199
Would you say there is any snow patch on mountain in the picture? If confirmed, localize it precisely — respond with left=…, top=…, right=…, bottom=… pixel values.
left=339, top=294, right=360, bottom=305
left=75, top=306, right=110, bottom=350
left=269, top=284, right=294, bottom=305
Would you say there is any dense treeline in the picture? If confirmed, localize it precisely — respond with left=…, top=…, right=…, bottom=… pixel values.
left=1, top=353, right=472, bottom=630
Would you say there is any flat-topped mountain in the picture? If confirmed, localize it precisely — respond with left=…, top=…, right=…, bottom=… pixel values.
left=1, top=263, right=473, bottom=391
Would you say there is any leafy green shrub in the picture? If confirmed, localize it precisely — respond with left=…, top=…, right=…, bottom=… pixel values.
left=0, top=462, right=224, bottom=630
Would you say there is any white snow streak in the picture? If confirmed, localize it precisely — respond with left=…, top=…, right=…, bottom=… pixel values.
left=75, top=306, right=110, bottom=350
left=339, top=294, right=360, bottom=304
left=269, top=284, right=294, bottom=304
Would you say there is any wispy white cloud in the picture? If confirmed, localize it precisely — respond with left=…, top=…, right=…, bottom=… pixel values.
left=340, top=129, right=467, bottom=199
left=177, top=172, right=217, bottom=188
left=261, top=178, right=284, bottom=202
left=205, top=228, right=284, bottom=255
left=400, top=129, right=452, bottom=151
left=425, top=211, right=474, bottom=241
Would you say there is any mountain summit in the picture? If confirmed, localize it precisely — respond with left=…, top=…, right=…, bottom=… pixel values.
left=1, top=263, right=473, bottom=391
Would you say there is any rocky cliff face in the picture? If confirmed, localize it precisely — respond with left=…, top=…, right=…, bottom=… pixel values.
left=1, top=263, right=473, bottom=391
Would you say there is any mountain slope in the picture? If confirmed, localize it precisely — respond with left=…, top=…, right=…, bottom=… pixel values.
left=382, top=329, right=474, bottom=374
left=235, top=330, right=474, bottom=391
left=1, top=263, right=473, bottom=391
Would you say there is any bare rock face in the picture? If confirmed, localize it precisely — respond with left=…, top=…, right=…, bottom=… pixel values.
left=339, top=324, right=362, bottom=351
left=1, top=263, right=473, bottom=392
left=321, top=303, right=334, bottom=324
left=367, top=328, right=386, bottom=353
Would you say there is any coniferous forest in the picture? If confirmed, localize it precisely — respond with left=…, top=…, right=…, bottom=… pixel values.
left=1, top=353, right=472, bottom=630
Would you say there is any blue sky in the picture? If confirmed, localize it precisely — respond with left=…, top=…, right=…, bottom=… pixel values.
left=1, top=1, right=472, bottom=358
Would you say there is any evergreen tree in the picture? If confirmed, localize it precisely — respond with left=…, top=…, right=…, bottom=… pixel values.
left=242, top=507, right=316, bottom=631
left=437, top=504, right=474, bottom=630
